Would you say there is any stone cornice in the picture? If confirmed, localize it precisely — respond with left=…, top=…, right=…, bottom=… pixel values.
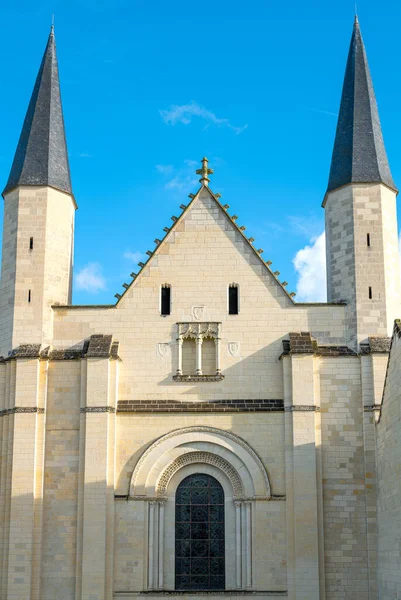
left=1, top=335, right=120, bottom=362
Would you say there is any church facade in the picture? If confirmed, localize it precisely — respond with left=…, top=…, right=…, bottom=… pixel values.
left=0, top=17, right=400, bottom=600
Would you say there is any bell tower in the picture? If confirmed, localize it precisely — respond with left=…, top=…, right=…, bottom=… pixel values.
left=0, top=26, right=76, bottom=355
left=324, top=17, right=401, bottom=348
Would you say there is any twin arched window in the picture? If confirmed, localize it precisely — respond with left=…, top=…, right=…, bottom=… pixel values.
left=175, top=474, right=225, bottom=590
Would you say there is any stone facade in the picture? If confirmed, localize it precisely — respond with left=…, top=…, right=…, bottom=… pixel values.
left=376, top=323, right=401, bottom=600
left=1, top=16, right=401, bottom=600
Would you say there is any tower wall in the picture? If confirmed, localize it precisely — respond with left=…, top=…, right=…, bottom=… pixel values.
left=325, top=183, right=401, bottom=347
left=0, top=186, right=75, bottom=355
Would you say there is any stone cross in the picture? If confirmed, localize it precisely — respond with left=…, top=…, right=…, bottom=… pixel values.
left=196, top=157, right=214, bottom=187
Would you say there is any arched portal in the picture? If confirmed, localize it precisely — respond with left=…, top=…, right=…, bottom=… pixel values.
left=128, top=426, right=271, bottom=591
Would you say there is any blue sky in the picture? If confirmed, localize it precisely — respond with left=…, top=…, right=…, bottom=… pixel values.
left=1, top=0, right=401, bottom=304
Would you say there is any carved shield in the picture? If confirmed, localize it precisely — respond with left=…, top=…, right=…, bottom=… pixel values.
left=192, top=306, right=205, bottom=321
left=228, top=342, right=239, bottom=356
left=157, top=343, right=169, bottom=357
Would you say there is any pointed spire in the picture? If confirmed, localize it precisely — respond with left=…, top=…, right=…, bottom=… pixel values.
left=326, top=18, right=396, bottom=196
left=3, top=26, right=72, bottom=197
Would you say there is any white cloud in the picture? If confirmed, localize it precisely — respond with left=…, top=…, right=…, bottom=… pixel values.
left=156, top=164, right=173, bottom=174
left=165, top=174, right=198, bottom=193
left=123, top=251, right=145, bottom=263
left=75, top=263, right=106, bottom=294
left=293, top=232, right=327, bottom=302
left=159, top=101, right=247, bottom=135
left=156, top=159, right=199, bottom=195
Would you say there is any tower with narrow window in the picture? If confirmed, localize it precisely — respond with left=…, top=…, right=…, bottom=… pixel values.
left=324, top=16, right=401, bottom=348
left=0, top=25, right=76, bottom=356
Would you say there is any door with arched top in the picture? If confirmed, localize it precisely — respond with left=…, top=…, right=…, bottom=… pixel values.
left=175, top=473, right=225, bottom=590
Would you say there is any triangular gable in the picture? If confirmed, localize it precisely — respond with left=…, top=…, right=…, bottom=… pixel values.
left=114, top=184, right=295, bottom=306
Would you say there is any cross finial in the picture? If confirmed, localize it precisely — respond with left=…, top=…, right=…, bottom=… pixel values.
left=196, top=157, right=214, bottom=187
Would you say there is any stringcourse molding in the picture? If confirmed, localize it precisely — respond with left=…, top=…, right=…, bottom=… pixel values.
left=157, top=451, right=245, bottom=498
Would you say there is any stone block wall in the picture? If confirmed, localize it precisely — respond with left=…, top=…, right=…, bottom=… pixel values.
left=376, top=329, right=401, bottom=599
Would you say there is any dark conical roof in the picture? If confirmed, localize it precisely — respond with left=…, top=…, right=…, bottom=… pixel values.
left=326, top=17, right=396, bottom=195
left=3, top=27, right=72, bottom=197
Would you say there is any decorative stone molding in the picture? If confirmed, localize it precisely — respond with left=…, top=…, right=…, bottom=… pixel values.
left=284, top=405, right=320, bottom=412
left=136, top=591, right=288, bottom=596
left=80, top=406, right=116, bottom=413
left=156, top=451, right=245, bottom=498
left=177, top=322, right=220, bottom=340
left=131, top=426, right=271, bottom=499
left=0, top=407, right=45, bottom=417
left=117, top=398, right=284, bottom=413
left=172, top=374, right=224, bottom=382
left=364, top=404, right=382, bottom=412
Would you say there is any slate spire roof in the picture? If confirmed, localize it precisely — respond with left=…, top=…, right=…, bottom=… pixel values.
left=3, top=26, right=72, bottom=197
left=326, top=16, right=396, bottom=196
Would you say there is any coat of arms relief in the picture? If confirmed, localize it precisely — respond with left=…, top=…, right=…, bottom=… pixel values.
left=228, top=342, right=240, bottom=356
left=192, top=306, right=205, bottom=321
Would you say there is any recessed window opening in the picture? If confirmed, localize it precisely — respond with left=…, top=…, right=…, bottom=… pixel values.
left=29, top=237, right=34, bottom=250
left=369, top=286, right=372, bottom=299
left=28, top=289, right=31, bottom=303
left=175, top=474, right=225, bottom=591
left=161, top=284, right=171, bottom=316
left=367, top=233, right=370, bottom=247
left=228, top=284, right=239, bottom=315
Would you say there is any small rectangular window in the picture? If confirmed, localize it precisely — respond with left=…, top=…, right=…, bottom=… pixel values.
left=367, top=233, right=370, bottom=247
left=369, top=286, right=372, bottom=299
left=29, top=237, right=34, bottom=250
left=228, top=285, right=239, bottom=315
left=28, top=289, right=31, bottom=303
left=161, top=285, right=171, bottom=316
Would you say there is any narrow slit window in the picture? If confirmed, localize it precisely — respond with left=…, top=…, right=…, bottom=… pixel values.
left=369, top=286, right=372, bottom=299
left=161, top=284, right=171, bottom=316
left=29, top=237, right=34, bottom=250
left=228, top=284, right=239, bottom=315
left=367, top=233, right=370, bottom=247
left=28, top=289, right=31, bottom=303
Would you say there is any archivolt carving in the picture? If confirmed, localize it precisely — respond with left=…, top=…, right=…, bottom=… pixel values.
left=157, top=451, right=244, bottom=498
left=131, top=426, right=271, bottom=497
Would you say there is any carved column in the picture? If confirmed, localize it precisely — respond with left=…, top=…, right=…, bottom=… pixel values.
left=235, top=501, right=242, bottom=589
left=176, top=337, right=183, bottom=376
left=148, top=502, right=156, bottom=589
left=245, top=501, right=252, bottom=589
left=195, top=335, right=203, bottom=375
left=148, top=499, right=166, bottom=590
left=158, top=501, right=166, bottom=590
left=215, top=335, right=221, bottom=375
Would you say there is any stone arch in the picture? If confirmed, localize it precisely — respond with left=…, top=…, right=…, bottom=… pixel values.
left=156, top=450, right=244, bottom=497
left=130, top=426, right=271, bottom=499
